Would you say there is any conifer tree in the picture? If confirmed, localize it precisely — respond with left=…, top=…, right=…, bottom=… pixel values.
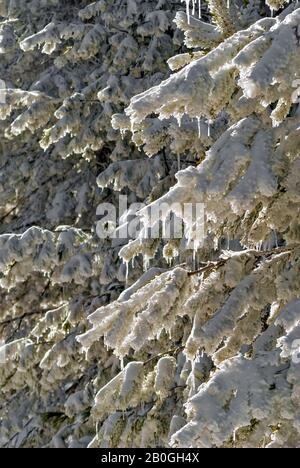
left=1, top=0, right=300, bottom=449
left=0, top=0, right=182, bottom=447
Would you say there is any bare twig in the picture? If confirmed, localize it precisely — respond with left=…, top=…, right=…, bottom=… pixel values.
left=188, top=245, right=299, bottom=277
left=143, top=346, right=184, bottom=366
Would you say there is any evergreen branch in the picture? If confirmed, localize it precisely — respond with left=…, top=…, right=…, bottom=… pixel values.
left=188, top=245, right=300, bottom=276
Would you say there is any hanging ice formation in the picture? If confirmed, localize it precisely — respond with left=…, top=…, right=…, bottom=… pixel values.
left=182, top=0, right=202, bottom=24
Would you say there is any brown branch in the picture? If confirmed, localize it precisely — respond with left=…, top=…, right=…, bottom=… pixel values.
left=143, top=346, right=184, bottom=367
left=188, top=245, right=300, bottom=277
left=250, top=245, right=299, bottom=258
left=0, top=205, right=19, bottom=224
left=0, top=300, right=66, bottom=329
left=188, top=259, right=226, bottom=277
left=0, top=310, right=46, bottom=328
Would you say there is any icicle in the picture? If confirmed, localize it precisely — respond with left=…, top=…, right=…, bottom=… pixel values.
left=192, top=0, right=196, bottom=16
left=143, top=215, right=150, bottom=240
left=197, top=117, right=201, bottom=138
left=176, top=114, right=182, bottom=128
left=190, top=359, right=196, bottom=393
left=273, top=230, right=278, bottom=248
left=227, top=0, right=230, bottom=8
left=255, top=242, right=260, bottom=251
left=187, top=0, right=191, bottom=24
left=177, top=154, right=181, bottom=171
left=193, top=247, right=197, bottom=270
left=120, top=357, right=124, bottom=370
left=182, top=0, right=191, bottom=24
left=162, top=218, right=167, bottom=239
left=207, top=119, right=213, bottom=138
left=198, top=0, right=202, bottom=18
left=192, top=236, right=201, bottom=269
left=143, top=255, right=150, bottom=272
left=125, top=260, right=129, bottom=284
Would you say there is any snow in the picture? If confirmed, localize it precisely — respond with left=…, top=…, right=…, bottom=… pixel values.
left=1, top=0, right=300, bottom=450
